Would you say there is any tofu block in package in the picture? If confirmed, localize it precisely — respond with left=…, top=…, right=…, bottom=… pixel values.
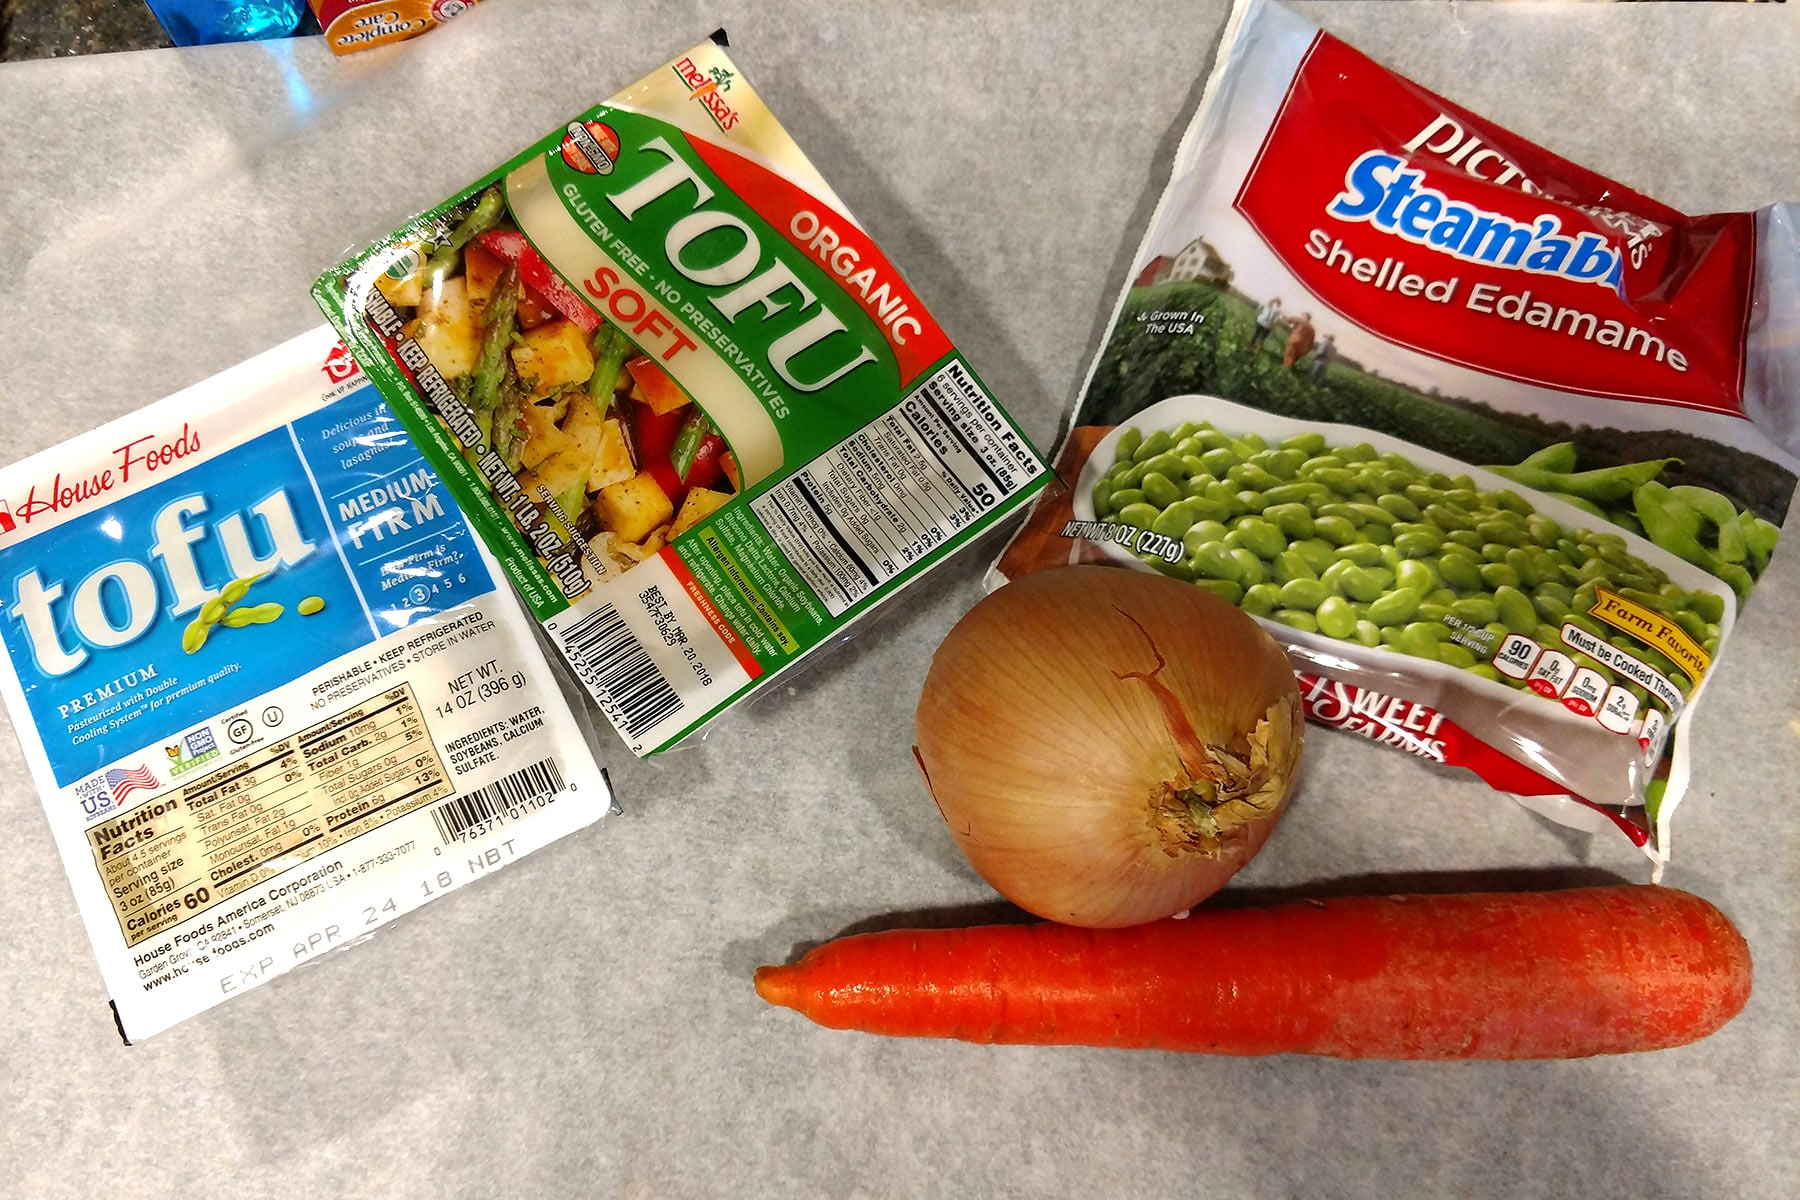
left=314, top=35, right=1050, bottom=755
left=0, top=329, right=613, bottom=1041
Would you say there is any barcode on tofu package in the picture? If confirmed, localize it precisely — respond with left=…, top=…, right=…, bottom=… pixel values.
left=0, top=329, right=613, bottom=1042
left=994, top=0, right=1800, bottom=867
left=313, top=35, right=1048, bottom=756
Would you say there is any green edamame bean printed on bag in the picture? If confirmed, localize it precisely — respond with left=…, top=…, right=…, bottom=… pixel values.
left=181, top=571, right=272, bottom=654
left=1101, top=421, right=1730, bottom=715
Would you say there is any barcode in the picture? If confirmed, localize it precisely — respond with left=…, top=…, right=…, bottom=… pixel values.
left=558, top=602, right=683, bottom=738
left=431, top=757, right=565, bottom=844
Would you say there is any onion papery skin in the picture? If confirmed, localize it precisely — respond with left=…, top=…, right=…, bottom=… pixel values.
left=915, top=568, right=1303, bottom=928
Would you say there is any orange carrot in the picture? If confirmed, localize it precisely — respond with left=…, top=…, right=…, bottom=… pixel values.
left=753, top=886, right=1751, bottom=1060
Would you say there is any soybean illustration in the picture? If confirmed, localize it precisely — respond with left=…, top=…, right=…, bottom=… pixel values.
left=1093, top=420, right=1733, bottom=707
left=297, top=596, right=325, bottom=616
left=181, top=619, right=212, bottom=654
left=181, top=572, right=276, bottom=653
left=220, top=573, right=262, bottom=605
left=1482, top=444, right=1779, bottom=597
left=222, top=602, right=284, bottom=628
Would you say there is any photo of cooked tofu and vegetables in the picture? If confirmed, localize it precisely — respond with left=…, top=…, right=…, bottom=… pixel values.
left=371, top=187, right=737, bottom=576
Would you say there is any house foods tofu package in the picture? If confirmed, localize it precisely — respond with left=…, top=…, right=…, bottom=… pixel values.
left=0, top=328, right=613, bottom=1041
left=313, top=36, right=1049, bottom=755
left=993, top=0, right=1799, bottom=869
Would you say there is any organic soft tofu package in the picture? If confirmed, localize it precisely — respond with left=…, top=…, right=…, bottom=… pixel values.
left=314, top=34, right=1049, bottom=756
left=0, top=328, right=613, bottom=1041
left=993, top=0, right=1799, bottom=870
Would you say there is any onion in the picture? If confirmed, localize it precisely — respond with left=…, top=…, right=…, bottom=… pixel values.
left=914, top=567, right=1303, bottom=928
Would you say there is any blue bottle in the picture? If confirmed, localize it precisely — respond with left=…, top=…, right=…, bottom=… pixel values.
left=144, top=0, right=307, bottom=46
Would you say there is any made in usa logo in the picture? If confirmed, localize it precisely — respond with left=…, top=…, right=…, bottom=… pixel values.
left=76, top=762, right=158, bottom=820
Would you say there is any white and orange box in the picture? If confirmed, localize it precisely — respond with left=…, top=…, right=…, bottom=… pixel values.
left=309, top=0, right=480, bottom=55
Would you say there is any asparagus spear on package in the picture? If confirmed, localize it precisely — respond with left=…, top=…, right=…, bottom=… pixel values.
left=994, top=0, right=1799, bottom=868
left=314, top=36, right=1048, bottom=755
left=0, top=329, right=613, bottom=1041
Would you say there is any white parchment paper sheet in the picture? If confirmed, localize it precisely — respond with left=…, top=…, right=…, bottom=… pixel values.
left=0, top=2, right=1794, bottom=1197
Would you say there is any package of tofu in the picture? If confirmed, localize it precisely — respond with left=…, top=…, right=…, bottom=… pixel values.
left=313, top=34, right=1049, bottom=755
left=0, top=328, right=613, bottom=1042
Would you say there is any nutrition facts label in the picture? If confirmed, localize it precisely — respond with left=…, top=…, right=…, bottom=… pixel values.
left=89, top=683, right=451, bottom=947
left=1490, top=625, right=1677, bottom=755
left=751, top=359, right=1040, bottom=616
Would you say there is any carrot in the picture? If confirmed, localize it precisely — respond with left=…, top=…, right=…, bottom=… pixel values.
left=752, top=886, right=1751, bottom=1060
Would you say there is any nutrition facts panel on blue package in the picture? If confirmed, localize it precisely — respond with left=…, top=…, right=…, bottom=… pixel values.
left=90, top=682, right=451, bottom=947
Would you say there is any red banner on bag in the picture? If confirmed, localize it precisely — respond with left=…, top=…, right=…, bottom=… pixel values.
left=1234, top=35, right=1754, bottom=416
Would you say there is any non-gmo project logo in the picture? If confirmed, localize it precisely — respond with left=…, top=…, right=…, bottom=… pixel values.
left=165, top=726, right=220, bottom=778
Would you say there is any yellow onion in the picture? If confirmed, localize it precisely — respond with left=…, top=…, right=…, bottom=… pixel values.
left=914, top=567, right=1303, bottom=927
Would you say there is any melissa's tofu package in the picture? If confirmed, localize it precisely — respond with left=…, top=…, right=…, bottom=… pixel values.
left=0, top=328, right=613, bottom=1041
left=993, top=0, right=1799, bottom=870
left=313, top=35, right=1049, bottom=756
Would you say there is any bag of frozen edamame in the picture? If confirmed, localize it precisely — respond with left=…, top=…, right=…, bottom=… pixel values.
left=992, top=0, right=1798, bottom=869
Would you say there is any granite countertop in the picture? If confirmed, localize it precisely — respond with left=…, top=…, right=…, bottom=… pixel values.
left=3, top=0, right=173, bottom=59
left=0, top=2, right=1795, bottom=1197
